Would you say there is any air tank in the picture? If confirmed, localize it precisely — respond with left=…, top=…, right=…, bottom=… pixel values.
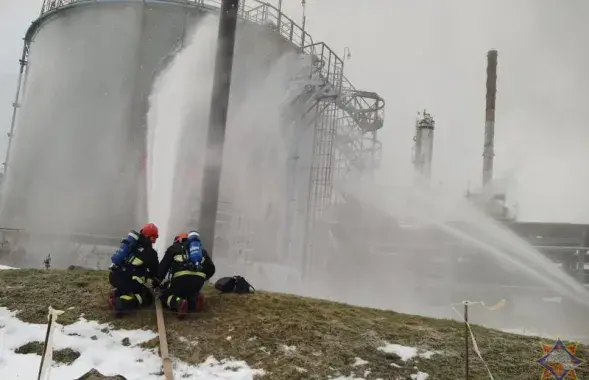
left=0, top=0, right=302, bottom=243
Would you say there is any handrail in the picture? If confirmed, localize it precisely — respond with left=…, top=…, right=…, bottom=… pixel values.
left=40, top=0, right=316, bottom=49
left=37, top=1, right=387, bottom=119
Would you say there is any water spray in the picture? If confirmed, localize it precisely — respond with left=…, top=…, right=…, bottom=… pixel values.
left=199, top=0, right=239, bottom=257
left=146, top=16, right=218, bottom=255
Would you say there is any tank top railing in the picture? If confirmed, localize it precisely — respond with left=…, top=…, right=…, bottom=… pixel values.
left=38, top=0, right=383, bottom=171
left=40, top=0, right=315, bottom=51
left=38, top=1, right=355, bottom=103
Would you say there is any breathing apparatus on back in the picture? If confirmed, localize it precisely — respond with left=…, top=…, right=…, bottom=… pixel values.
left=186, top=230, right=204, bottom=268
left=111, top=230, right=140, bottom=267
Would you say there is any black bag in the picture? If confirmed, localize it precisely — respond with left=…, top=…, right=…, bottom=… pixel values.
left=214, top=277, right=236, bottom=293
left=234, top=276, right=255, bottom=294
left=215, top=275, right=255, bottom=294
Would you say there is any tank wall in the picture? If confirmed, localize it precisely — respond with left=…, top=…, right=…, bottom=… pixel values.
left=125, top=2, right=211, bottom=227
left=1, top=1, right=313, bottom=262
left=1, top=4, right=145, bottom=237
left=177, top=14, right=311, bottom=262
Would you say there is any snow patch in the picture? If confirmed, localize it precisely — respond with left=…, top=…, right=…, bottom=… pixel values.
left=378, top=343, right=417, bottom=361
left=281, top=344, right=296, bottom=354
left=352, top=357, right=369, bottom=366
left=178, top=336, right=198, bottom=347
left=0, top=307, right=265, bottom=379
left=419, top=350, right=442, bottom=359
left=411, top=372, right=430, bottom=380
left=377, top=342, right=439, bottom=361
left=0, top=265, right=15, bottom=270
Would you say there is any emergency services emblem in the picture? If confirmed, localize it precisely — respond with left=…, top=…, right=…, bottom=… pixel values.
left=537, top=338, right=583, bottom=380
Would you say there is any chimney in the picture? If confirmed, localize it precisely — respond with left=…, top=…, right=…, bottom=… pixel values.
left=482, top=49, right=497, bottom=188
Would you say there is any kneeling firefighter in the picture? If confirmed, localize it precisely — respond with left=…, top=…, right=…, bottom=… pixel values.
left=108, top=223, right=160, bottom=317
left=158, top=230, right=216, bottom=318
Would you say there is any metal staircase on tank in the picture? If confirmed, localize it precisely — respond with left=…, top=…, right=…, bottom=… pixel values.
left=293, top=43, right=384, bottom=276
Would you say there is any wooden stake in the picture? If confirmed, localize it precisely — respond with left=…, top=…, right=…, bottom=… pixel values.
left=155, top=298, right=174, bottom=380
left=37, top=313, right=53, bottom=380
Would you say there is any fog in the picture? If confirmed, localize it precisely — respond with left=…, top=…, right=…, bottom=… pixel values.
left=0, top=0, right=587, bottom=339
left=274, top=0, right=589, bottom=223
left=2, top=1, right=588, bottom=222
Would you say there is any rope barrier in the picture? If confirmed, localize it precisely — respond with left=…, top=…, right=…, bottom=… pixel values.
left=450, top=299, right=506, bottom=380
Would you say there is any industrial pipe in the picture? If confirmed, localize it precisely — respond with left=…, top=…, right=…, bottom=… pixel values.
left=198, top=0, right=239, bottom=258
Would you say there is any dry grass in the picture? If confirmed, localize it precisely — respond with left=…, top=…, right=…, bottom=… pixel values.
left=15, top=341, right=81, bottom=364
left=0, top=269, right=586, bottom=379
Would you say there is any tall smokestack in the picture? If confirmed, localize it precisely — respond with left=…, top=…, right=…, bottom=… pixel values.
left=482, top=49, right=497, bottom=188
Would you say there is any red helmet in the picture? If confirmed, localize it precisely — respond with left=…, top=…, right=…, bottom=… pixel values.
left=140, top=223, right=159, bottom=241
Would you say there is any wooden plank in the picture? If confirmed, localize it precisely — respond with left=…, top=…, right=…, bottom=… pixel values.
left=155, top=297, right=174, bottom=380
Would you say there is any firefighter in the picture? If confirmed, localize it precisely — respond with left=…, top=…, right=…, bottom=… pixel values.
left=108, top=223, right=160, bottom=317
left=158, top=231, right=215, bottom=318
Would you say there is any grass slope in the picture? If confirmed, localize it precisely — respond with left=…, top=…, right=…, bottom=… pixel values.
left=0, top=269, right=586, bottom=379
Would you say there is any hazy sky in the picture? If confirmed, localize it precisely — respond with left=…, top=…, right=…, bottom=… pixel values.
left=1, top=0, right=588, bottom=222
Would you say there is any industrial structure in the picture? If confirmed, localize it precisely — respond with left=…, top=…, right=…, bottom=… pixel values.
left=466, top=49, right=513, bottom=221
left=198, top=0, right=240, bottom=257
left=469, top=49, right=588, bottom=287
left=0, top=2, right=587, bottom=338
left=0, top=0, right=385, bottom=272
left=326, top=44, right=589, bottom=327
left=412, top=109, right=435, bottom=182
left=482, top=49, right=497, bottom=188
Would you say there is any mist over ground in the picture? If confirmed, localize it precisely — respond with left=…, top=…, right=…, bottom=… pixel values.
left=274, top=0, right=589, bottom=223
left=0, top=0, right=587, bottom=340
left=2, top=1, right=588, bottom=220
